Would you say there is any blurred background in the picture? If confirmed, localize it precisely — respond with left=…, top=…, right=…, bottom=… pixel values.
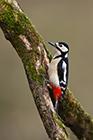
left=0, top=0, right=93, bottom=140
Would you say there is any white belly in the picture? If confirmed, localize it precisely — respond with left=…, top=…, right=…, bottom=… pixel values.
left=48, top=58, right=61, bottom=87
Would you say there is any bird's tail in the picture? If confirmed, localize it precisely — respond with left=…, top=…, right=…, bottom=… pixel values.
left=54, top=100, right=58, bottom=112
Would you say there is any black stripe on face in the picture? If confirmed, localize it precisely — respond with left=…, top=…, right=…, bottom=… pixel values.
left=56, top=46, right=62, bottom=53
left=54, top=55, right=62, bottom=59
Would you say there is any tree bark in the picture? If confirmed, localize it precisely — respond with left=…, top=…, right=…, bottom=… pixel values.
left=0, top=0, right=93, bottom=140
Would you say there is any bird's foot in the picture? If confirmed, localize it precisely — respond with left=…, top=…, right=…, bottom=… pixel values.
left=45, top=79, right=52, bottom=89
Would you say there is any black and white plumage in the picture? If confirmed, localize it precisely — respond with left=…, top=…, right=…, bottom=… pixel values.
left=48, top=41, right=69, bottom=109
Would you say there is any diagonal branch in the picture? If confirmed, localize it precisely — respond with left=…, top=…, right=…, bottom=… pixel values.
left=0, top=0, right=69, bottom=140
left=0, top=0, right=93, bottom=140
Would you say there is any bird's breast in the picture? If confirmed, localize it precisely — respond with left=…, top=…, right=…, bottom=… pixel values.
left=48, top=58, right=61, bottom=87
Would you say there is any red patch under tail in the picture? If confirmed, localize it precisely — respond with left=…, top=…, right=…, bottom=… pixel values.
left=50, top=83, right=62, bottom=100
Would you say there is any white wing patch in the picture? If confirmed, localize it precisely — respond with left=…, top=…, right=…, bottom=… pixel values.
left=62, top=44, right=68, bottom=52
left=60, top=80, right=66, bottom=85
left=62, top=61, right=67, bottom=83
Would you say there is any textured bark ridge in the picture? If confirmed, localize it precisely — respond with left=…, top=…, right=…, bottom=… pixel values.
left=0, top=0, right=93, bottom=140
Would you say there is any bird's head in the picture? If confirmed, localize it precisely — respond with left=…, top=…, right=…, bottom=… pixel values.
left=48, top=41, right=69, bottom=58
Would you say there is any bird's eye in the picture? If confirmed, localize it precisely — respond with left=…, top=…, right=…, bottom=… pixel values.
left=61, top=45, right=68, bottom=52
left=60, top=44, right=63, bottom=47
left=58, top=42, right=63, bottom=47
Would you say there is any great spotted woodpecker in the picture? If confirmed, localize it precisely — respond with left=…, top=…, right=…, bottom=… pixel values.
left=48, top=42, right=69, bottom=110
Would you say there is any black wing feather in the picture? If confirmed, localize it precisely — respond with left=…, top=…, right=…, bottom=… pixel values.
left=57, top=58, right=68, bottom=92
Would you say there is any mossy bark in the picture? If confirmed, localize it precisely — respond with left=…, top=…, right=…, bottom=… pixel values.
left=58, top=90, right=93, bottom=140
left=0, top=1, right=68, bottom=140
left=0, top=0, right=93, bottom=140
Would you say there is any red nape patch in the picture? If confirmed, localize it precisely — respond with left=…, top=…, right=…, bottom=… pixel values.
left=50, top=83, right=62, bottom=100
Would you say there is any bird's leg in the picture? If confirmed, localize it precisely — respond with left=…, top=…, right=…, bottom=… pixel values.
left=45, top=79, right=52, bottom=89
left=41, top=73, right=51, bottom=88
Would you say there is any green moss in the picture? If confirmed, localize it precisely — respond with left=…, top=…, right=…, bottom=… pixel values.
left=0, top=2, right=31, bottom=35
left=0, top=5, right=15, bottom=28
left=26, top=63, right=45, bottom=85
left=52, top=112, right=68, bottom=137
left=14, top=13, right=31, bottom=34
left=53, top=113, right=65, bottom=128
left=0, top=1, right=47, bottom=86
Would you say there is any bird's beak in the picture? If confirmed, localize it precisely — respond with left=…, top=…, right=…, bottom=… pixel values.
left=48, top=42, right=55, bottom=48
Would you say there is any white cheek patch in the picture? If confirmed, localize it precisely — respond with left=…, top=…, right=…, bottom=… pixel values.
left=62, top=44, right=68, bottom=52
left=56, top=43, right=68, bottom=52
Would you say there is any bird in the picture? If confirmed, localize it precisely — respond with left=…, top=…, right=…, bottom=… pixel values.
left=48, top=41, right=69, bottom=111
